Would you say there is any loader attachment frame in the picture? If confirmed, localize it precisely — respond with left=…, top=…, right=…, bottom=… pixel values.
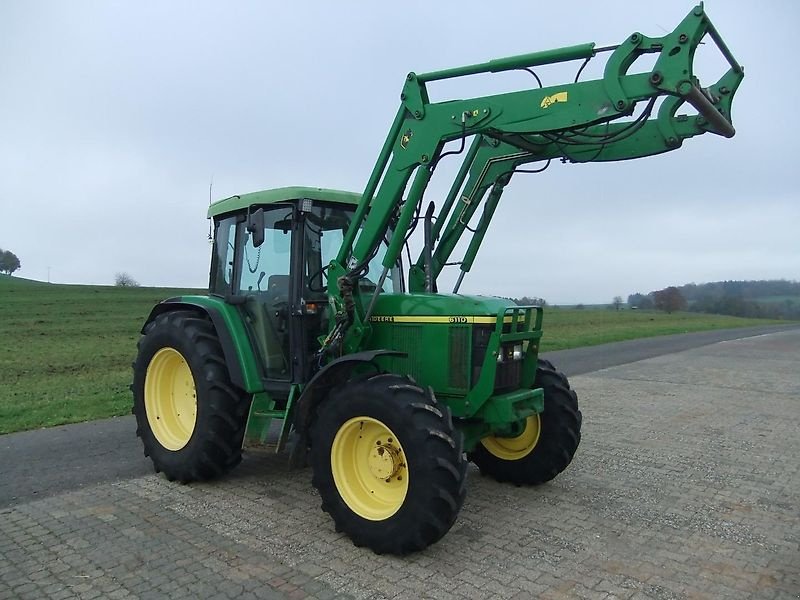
left=316, top=2, right=742, bottom=357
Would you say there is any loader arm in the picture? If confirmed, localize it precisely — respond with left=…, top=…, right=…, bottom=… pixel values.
left=323, top=3, right=743, bottom=356
left=408, top=61, right=743, bottom=291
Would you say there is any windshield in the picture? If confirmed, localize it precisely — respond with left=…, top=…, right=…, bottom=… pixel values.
left=304, top=203, right=403, bottom=296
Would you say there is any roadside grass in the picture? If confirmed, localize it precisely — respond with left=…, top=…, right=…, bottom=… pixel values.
left=0, top=275, right=791, bottom=434
left=0, top=276, right=199, bottom=434
left=538, top=307, right=785, bottom=351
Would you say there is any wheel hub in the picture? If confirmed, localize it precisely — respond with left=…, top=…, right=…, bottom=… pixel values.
left=368, top=443, right=401, bottom=480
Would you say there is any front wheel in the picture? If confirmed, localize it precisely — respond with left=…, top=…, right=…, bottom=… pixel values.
left=470, top=359, right=581, bottom=485
left=132, top=310, right=250, bottom=482
left=310, top=373, right=467, bottom=554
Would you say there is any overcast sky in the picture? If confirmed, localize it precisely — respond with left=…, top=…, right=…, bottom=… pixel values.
left=1, top=1, right=797, bottom=303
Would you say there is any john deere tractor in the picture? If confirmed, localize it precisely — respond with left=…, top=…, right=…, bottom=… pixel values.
left=133, top=4, right=742, bottom=554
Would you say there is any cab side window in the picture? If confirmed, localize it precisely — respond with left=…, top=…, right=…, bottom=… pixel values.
left=210, top=217, right=236, bottom=295
left=235, top=206, right=294, bottom=380
left=238, top=216, right=292, bottom=294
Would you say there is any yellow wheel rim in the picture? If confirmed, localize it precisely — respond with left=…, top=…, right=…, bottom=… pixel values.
left=480, top=415, right=541, bottom=461
left=144, top=347, right=197, bottom=451
left=331, top=417, right=409, bottom=521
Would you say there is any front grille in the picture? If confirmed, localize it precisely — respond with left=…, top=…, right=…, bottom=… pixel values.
left=471, top=325, right=492, bottom=386
left=471, top=324, right=522, bottom=394
left=448, top=326, right=470, bottom=389
left=391, top=325, right=423, bottom=382
left=494, top=358, right=522, bottom=394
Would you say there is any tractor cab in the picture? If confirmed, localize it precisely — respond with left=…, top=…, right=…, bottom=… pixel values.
left=207, top=187, right=403, bottom=388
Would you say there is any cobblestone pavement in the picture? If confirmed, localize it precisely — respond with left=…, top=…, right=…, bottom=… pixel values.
left=1, top=330, right=798, bottom=599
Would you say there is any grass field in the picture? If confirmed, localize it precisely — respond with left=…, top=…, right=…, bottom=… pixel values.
left=535, top=307, right=786, bottom=351
left=0, top=275, right=791, bottom=434
left=0, top=277, right=199, bottom=435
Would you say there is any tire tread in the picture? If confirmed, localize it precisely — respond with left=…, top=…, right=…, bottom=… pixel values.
left=470, top=360, right=581, bottom=485
left=309, top=372, right=467, bottom=555
left=131, top=310, right=250, bottom=483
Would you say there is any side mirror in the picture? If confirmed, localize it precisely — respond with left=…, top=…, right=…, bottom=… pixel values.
left=246, top=208, right=265, bottom=248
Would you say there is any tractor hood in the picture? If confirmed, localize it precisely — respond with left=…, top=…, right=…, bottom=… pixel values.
left=367, top=293, right=518, bottom=323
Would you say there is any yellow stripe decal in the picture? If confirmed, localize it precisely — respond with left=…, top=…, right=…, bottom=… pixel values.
left=369, top=315, right=519, bottom=324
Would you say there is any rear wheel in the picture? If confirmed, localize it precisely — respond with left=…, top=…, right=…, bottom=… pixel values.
left=310, top=373, right=467, bottom=554
left=470, top=359, right=581, bottom=485
left=132, top=310, right=250, bottom=482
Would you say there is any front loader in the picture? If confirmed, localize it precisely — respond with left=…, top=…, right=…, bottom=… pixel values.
left=132, top=4, right=742, bottom=554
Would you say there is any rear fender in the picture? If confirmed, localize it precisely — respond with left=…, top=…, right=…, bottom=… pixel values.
left=142, top=296, right=263, bottom=393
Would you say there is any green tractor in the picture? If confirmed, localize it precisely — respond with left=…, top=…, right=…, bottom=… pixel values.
left=132, top=5, right=742, bottom=554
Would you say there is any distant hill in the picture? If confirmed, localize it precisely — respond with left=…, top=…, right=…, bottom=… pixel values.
left=629, top=279, right=800, bottom=319
left=0, top=275, right=204, bottom=313
left=0, top=274, right=202, bottom=294
left=0, top=275, right=51, bottom=288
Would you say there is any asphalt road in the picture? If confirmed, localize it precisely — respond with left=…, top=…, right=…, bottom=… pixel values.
left=2, top=323, right=797, bottom=509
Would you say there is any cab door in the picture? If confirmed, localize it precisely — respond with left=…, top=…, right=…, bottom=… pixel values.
left=212, top=204, right=298, bottom=386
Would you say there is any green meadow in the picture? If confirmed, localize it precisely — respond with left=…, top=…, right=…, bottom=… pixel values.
left=0, top=276, right=788, bottom=434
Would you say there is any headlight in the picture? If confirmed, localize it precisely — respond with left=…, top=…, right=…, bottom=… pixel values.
left=498, top=344, right=524, bottom=363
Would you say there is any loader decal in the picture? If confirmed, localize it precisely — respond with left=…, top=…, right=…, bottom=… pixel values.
left=400, top=129, right=413, bottom=149
left=540, top=91, right=568, bottom=109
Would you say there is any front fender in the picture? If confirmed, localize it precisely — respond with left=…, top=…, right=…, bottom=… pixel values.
left=293, top=350, right=405, bottom=436
left=142, top=296, right=263, bottom=393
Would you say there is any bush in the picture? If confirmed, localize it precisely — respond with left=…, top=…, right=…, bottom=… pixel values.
left=115, top=272, right=140, bottom=287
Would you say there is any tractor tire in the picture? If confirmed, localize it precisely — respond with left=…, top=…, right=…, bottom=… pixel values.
left=470, top=359, right=581, bottom=485
left=132, top=310, right=250, bottom=483
left=310, top=372, right=467, bottom=555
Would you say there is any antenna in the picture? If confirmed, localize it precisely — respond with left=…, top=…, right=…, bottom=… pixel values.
left=208, top=176, right=214, bottom=241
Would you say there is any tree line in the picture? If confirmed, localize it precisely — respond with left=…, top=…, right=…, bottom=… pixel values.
left=628, top=279, right=800, bottom=319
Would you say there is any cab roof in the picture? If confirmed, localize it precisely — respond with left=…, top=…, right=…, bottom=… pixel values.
left=208, top=186, right=362, bottom=218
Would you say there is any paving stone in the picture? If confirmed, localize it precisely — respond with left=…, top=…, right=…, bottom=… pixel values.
left=1, top=331, right=799, bottom=599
